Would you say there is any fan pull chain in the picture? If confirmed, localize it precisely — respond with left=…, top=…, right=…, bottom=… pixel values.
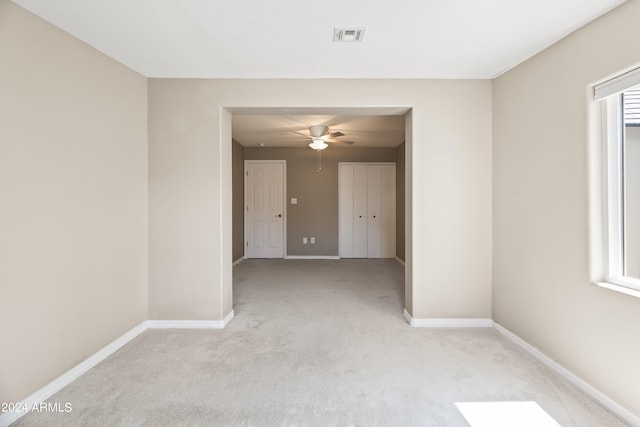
left=316, top=149, right=322, bottom=172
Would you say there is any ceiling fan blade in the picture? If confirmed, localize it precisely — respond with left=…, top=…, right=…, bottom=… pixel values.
left=292, top=131, right=311, bottom=138
left=329, top=131, right=345, bottom=138
left=326, top=139, right=355, bottom=145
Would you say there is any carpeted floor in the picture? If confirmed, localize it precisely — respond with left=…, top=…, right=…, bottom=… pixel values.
left=14, top=259, right=627, bottom=426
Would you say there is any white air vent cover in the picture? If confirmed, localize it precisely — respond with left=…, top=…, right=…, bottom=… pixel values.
left=333, top=27, right=365, bottom=42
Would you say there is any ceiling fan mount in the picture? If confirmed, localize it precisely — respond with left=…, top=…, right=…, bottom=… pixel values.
left=308, top=125, right=328, bottom=138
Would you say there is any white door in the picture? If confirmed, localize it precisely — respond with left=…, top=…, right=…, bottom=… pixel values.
left=367, top=164, right=382, bottom=257
left=339, top=162, right=396, bottom=259
left=245, top=161, right=285, bottom=258
left=339, top=164, right=355, bottom=257
left=353, top=164, right=369, bottom=257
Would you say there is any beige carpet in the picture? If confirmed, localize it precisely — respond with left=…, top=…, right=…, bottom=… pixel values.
left=15, top=259, right=626, bottom=426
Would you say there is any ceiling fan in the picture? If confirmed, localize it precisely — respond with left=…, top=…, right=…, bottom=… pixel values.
left=295, top=125, right=355, bottom=150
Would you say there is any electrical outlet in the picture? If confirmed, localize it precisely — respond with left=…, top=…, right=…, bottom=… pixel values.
left=310, top=237, right=315, bottom=244
left=303, top=237, right=307, bottom=244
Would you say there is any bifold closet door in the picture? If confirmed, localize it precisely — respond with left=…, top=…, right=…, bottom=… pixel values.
left=338, top=164, right=355, bottom=258
left=366, top=164, right=396, bottom=258
left=353, top=164, right=368, bottom=257
left=339, top=162, right=396, bottom=259
left=339, top=163, right=369, bottom=258
left=367, top=165, right=382, bottom=257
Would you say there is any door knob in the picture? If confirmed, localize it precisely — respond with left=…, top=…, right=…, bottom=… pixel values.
left=276, top=214, right=282, bottom=217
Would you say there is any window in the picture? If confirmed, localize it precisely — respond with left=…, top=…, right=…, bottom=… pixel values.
left=595, top=67, right=640, bottom=294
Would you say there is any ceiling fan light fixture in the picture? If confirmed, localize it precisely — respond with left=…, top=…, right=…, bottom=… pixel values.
left=309, top=139, right=328, bottom=150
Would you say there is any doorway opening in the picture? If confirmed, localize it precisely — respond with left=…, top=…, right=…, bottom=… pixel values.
left=224, top=107, right=413, bottom=320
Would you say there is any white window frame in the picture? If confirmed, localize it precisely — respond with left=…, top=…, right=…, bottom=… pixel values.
left=595, top=67, right=640, bottom=297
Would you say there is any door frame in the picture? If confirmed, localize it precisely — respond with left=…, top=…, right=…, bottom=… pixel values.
left=225, top=106, right=413, bottom=323
left=244, top=160, right=287, bottom=258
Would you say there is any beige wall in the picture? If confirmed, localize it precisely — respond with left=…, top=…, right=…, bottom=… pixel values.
left=232, top=140, right=245, bottom=262
left=493, top=0, right=640, bottom=415
left=148, top=79, right=492, bottom=320
left=0, top=1, right=148, bottom=405
left=243, top=147, right=398, bottom=256
left=396, top=143, right=406, bottom=261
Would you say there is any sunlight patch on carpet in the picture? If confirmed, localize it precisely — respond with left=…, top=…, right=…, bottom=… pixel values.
left=455, top=401, right=561, bottom=427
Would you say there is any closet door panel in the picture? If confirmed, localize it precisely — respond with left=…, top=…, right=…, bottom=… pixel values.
left=339, top=164, right=354, bottom=258
left=367, top=165, right=382, bottom=258
left=353, top=164, right=368, bottom=258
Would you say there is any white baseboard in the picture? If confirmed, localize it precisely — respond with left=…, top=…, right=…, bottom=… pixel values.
left=403, top=308, right=413, bottom=325
left=222, top=310, right=235, bottom=327
left=494, top=322, right=639, bottom=426
left=403, top=309, right=492, bottom=327
left=148, top=310, right=235, bottom=329
left=232, top=257, right=245, bottom=266
left=0, top=321, right=148, bottom=427
left=284, top=255, right=340, bottom=260
left=395, top=257, right=406, bottom=267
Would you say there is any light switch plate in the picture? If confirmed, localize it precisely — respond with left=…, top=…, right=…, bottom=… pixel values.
left=291, top=198, right=298, bottom=205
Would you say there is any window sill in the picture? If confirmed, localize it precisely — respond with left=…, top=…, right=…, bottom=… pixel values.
left=595, top=281, right=640, bottom=299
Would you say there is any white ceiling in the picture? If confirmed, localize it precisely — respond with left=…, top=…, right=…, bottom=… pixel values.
left=13, top=0, right=625, bottom=79
left=12, top=0, right=626, bottom=148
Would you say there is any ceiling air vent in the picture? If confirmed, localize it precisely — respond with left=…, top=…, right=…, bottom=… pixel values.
left=333, top=27, right=365, bottom=42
